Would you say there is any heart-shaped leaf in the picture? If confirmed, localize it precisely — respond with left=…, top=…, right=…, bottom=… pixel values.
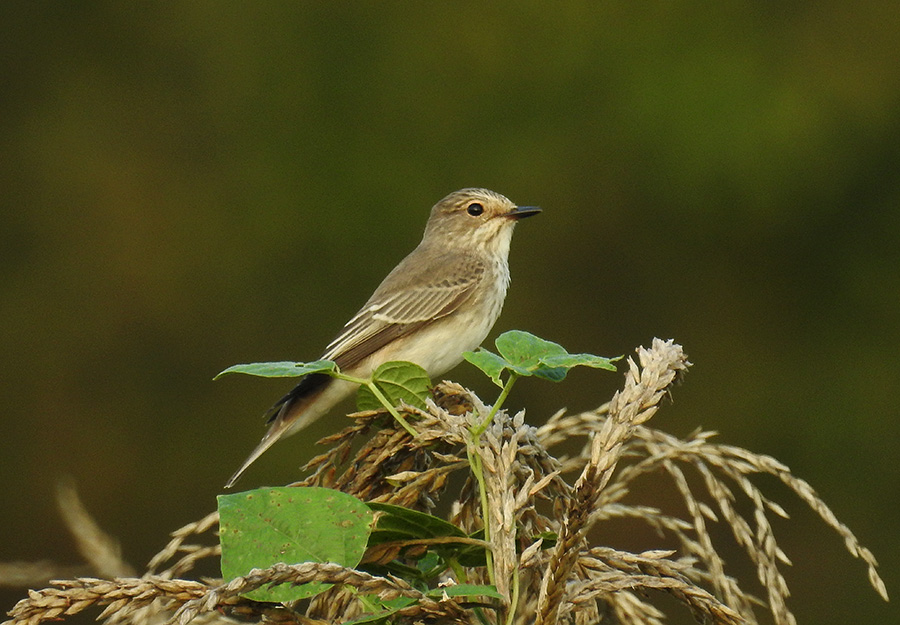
left=356, top=361, right=431, bottom=411
left=219, top=487, right=373, bottom=602
left=462, top=350, right=511, bottom=388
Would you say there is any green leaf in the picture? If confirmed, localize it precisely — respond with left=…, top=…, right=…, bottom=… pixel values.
left=540, top=353, right=618, bottom=373
left=367, top=502, right=467, bottom=542
left=464, top=330, right=619, bottom=384
left=534, top=531, right=559, bottom=548
left=415, top=550, right=443, bottom=575
left=219, top=487, right=374, bottom=602
left=214, top=359, right=337, bottom=380
left=356, top=361, right=431, bottom=411
left=425, top=584, right=503, bottom=600
left=496, top=330, right=567, bottom=368
left=367, top=503, right=487, bottom=569
left=362, top=559, right=430, bottom=586
left=462, top=350, right=509, bottom=387
left=455, top=529, right=489, bottom=568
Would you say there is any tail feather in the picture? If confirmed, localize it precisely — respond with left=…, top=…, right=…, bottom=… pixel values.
left=225, top=429, right=284, bottom=488
left=225, top=374, right=354, bottom=488
left=225, top=384, right=323, bottom=489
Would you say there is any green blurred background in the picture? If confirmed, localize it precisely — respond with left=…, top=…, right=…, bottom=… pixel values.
left=2, top=3, right=898, bottom=623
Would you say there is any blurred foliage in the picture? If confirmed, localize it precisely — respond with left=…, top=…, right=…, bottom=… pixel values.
left=1, top=3, right=897, bottom=623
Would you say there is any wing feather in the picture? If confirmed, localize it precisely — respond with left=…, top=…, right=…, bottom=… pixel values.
left=321, top=254, right=486, bottom=371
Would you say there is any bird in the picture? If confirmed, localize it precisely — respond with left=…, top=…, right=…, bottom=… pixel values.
left=226, top=188, right=540, bottom=487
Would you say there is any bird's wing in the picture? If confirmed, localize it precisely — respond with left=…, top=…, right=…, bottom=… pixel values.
left=322, top=255, right=486, bottom=371
left=226, top=254, right=486, bottom=488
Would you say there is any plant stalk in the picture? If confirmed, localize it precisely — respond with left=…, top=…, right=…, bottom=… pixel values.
left=334, top=372, right=418, bottom=437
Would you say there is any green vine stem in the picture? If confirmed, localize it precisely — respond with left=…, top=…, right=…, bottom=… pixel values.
left=333, top=372, right=418, bottom=437
left=466, top=445, right=495, bottom=585
left=472, top=373, right=518, bottom=436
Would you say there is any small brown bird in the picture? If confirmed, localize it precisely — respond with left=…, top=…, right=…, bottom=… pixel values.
left=226, top=188, right=540, bottom=487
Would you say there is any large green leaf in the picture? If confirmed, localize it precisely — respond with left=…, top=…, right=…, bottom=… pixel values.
left=219, top=487, right=374, bottom=602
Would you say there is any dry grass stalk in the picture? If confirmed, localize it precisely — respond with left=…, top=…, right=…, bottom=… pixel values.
left=574, top=548, right=745, bottom=625
left=534, top=339, right=690, bottom=625
left=5, top=576, right=210, bottom=625
left=474, top=415, right=522, bottom=601
left=0, top=563, right=93, bottom=590
left=55, top=479, right=136, bottom=579
left=172, top=561, right=471, bottom=625
left=470, top=409, right=563, bottom=604
left=146, top=512, right=221, bottom=580
left=3, top=339, right=887, bottom=625
left=0, top=481, right=134, bottom=589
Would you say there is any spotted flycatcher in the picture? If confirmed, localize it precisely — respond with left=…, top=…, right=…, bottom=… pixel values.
left=226, top=188, right=540, bottom=487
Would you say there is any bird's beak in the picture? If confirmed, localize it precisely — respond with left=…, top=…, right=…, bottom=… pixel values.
left=507, top=205, right=542, bottom=220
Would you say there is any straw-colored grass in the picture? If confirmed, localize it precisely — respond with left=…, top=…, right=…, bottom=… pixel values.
left=2, top=339, right=887, bottom=625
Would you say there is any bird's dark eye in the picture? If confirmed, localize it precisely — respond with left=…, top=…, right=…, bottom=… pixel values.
left=467, top=202, right=484, bottom=216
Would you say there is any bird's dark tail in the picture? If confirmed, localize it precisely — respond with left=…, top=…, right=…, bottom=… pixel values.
left=225, top=373, right=332, bottom=488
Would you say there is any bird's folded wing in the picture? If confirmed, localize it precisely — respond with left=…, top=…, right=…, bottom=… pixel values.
left=322, top=259, right=485, bottom=371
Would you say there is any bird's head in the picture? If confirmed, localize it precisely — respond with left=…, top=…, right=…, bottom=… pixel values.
left=422, top=188, right=541, bottom=255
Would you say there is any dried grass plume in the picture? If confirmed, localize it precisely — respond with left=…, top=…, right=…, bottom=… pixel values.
left=2, top=339, right=887, bottom=625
